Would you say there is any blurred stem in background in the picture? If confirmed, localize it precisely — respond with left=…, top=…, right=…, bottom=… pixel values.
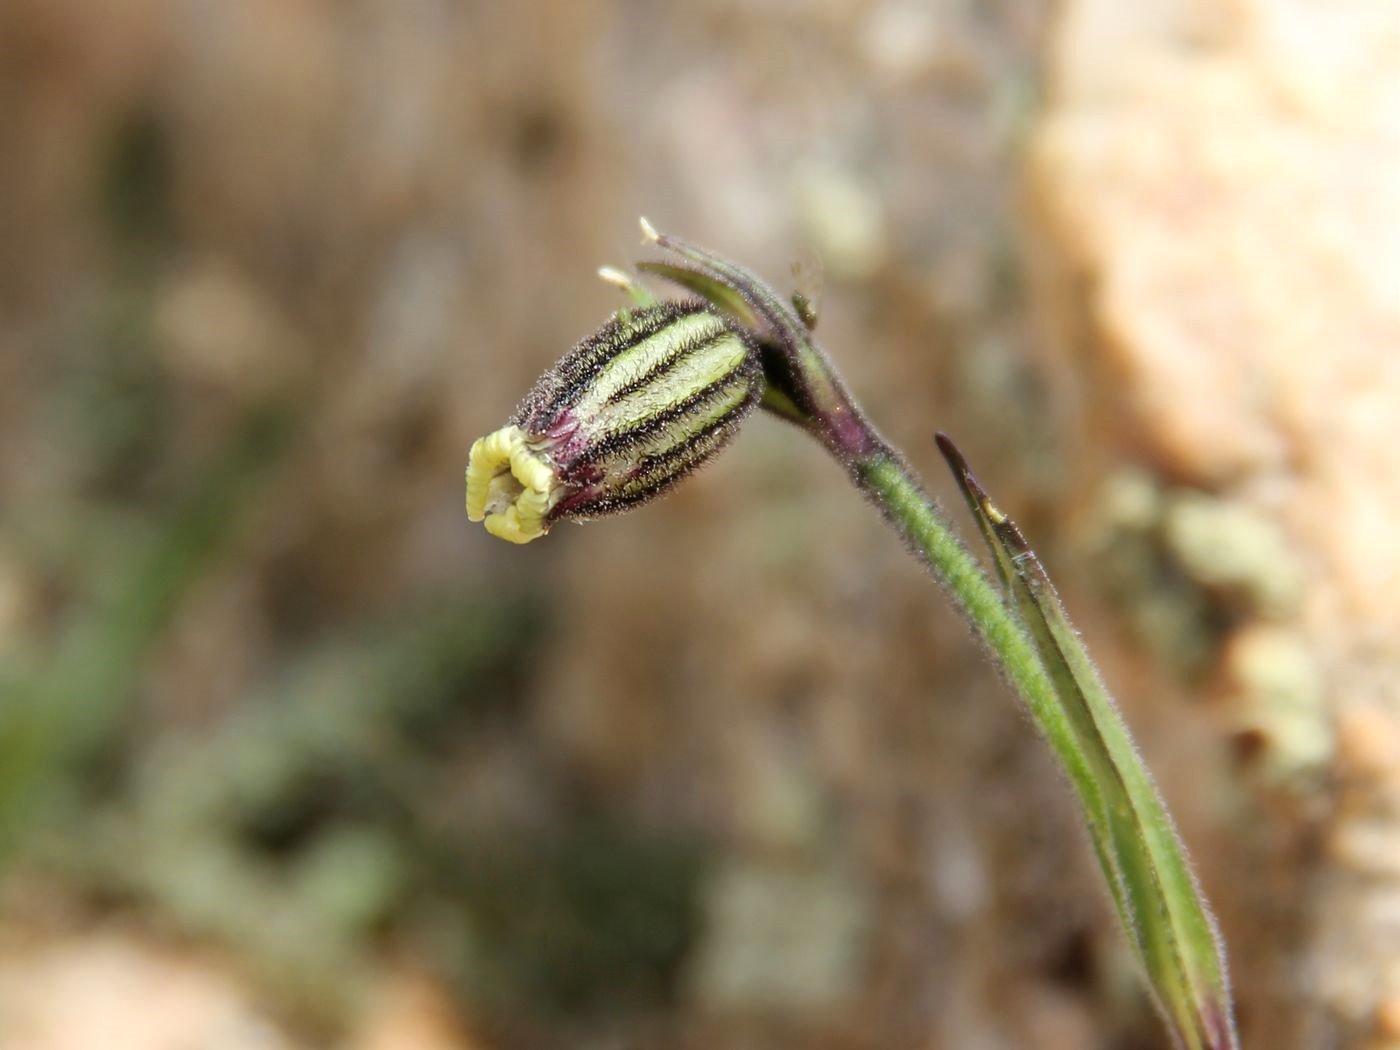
left=0, top=404, right=292, bottom=854
left=634, top=222, right=1238, bottom=1050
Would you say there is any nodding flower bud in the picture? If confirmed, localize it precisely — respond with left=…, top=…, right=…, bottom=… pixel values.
left=467, top=300, right=762, bottom=543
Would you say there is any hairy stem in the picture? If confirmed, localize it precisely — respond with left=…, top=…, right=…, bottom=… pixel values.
left=640, top=219, right=1111, bottom=799
left=640, top=222, right=1236, bottom=1048
left=844, top=446, right=1099, bottom=796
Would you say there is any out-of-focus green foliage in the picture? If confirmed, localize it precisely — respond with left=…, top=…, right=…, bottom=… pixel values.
left=0, top=405, right=293, bottom=853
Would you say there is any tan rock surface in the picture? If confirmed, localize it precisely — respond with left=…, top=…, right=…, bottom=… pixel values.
left=0, top=930, right=291, bottom=1050
left=0, top=926, right=480, bottom=1050
left=1029, top=2, right=1400, bottom=1045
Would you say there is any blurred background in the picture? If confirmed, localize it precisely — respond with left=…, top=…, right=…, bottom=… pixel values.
left=3, top=1, right=1400, bottom=1047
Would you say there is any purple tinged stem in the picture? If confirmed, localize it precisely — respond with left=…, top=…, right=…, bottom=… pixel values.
left=639, top=228, right=878, bottom=461
left=639, top=223, right=1237, bottom=1050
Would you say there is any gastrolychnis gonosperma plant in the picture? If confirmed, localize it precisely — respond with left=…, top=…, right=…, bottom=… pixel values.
left=467, top=220, right=1238, bottom=1050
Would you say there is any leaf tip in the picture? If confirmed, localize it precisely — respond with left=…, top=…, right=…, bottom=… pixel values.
left=933, top=430, right=959, bottom=464
left=934, top=432, right=1007, bottom=523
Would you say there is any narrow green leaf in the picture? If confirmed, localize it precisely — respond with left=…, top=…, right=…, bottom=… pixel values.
left=634, top=260, right=760, bottom=328
left=936, top=434, right=1237, bottom=1050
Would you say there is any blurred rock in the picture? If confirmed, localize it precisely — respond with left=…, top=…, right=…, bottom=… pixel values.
left=1162, top=490, right=1303, bottom=618
left=688, top=858, right=869, bottom=1014
left=352, top=968, right=480, bottom=1050
left=1081, top=470, right=1226, bottom=677
left=1221, top=624, right=1330, bottom=780
left=0, top=930, right=292, bottom=1050
left=154, top=259, right=305, bottom=401
left=726, top=730, right=828, bottom=854
left=0, top=926, right=484, bottom=1050
left=1336, top=700, right=1400, bottom=785
left=792, top=163, right=889, bottom=282
left=860, top=2, right=941, bottom=85
left=1029, top=0, right=1400, bottom=1042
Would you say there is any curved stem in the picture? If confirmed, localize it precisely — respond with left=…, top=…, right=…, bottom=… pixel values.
left=842, top=443, right=1099, bottom=797
left=836, top=422, right=1231, bottom=1050
left=638, top=222, right=1237, bottom=1050
left=639, top=219, right=1101, bottom=787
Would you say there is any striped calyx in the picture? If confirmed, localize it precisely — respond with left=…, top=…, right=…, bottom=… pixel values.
left=467, top=300, right=761, bottom=543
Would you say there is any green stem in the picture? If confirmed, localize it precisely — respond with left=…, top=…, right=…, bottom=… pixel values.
left=640, top=222, right=1235, bottom=1048
left=845, top=447, right=1100, bottom=802
left=806, top=364, right=1231, bottom=1050
left=835, top=414, right=1235, bottom=1048
left=639, top=221, right=1099, bottom=794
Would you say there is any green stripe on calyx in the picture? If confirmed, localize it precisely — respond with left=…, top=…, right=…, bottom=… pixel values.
left=596, top=310, right=728, bottom=406
left=581, top=330, right=749, bottom=439
left=583, top=374, right=753, bottom=485
left=569, top=411, right=740, bottom=517
left=619, top=428, right=728, bottom=498
left=573, top=309, right=729, bottom=414
left=520, top=304, right=689, bottom=431
left=554, top=306, right=679, bottom=392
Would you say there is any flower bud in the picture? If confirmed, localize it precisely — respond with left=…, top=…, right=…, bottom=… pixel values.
left=467, top=301, right=762, bottom=543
